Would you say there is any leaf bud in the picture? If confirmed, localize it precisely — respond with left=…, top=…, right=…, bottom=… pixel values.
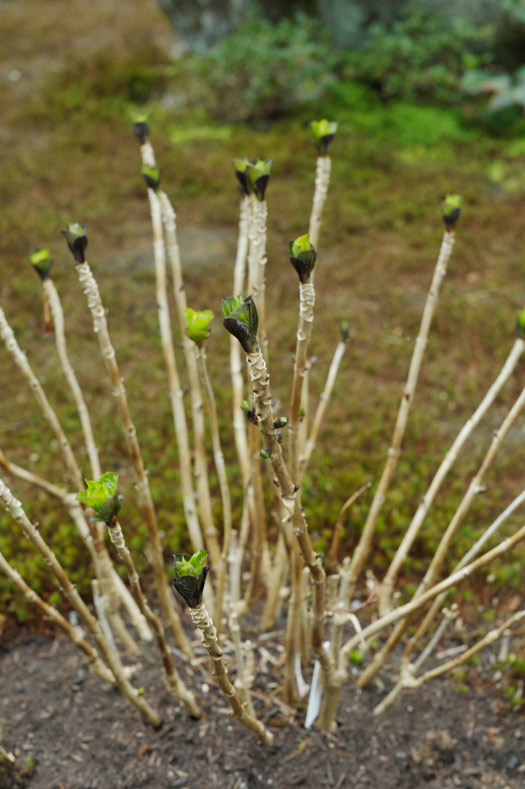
left=61, top=223, right=88, bottom=263
left=30, top=248, right=53, bottom=281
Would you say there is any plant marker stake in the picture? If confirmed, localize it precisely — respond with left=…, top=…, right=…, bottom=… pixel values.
left=305, top=640, right=330, bottom=729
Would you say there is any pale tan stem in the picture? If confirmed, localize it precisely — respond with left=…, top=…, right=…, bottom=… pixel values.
left=299, top=337, right=348, bottom=481
left=290, top=282, right=316, bottom=484
left=245, top=349, right=330, bottom=675
left=248, top=196, right=269, bottom=356
left=43, top=278, right=101, bottom=479
left=0, top=549, right=114, bottom=684
left=148, top=188, right=204, bottom=554
left=230, top=196, right=251, bottom=485
left=284, top=550, right=302, bottom=703
left=402, top=488, right=525, bottom=667
left=348, top=230, right=456, bottom=608
left=0, top=478, right=161, bottom=727
left=342, top=522, right=525, bottom=662
left=406, top=610, right=525, bottom=689
left=189, top=602, right=273, bottom=745
left=329, top=483, right=372, bottom=564
left=74, top=259, right=191, bottom=658
left=195, top=344, right=233, bottom=633
left=260, top=531, right=288, bottom=630
left=106, top=516, right=200, bottom=716
left=0, top=306, right=83, bottom=491
left=308, top=155, right=331, bottom=252
left=380, top=337, right=525, bottom=615
left=159, top=190, right=221, bottom=566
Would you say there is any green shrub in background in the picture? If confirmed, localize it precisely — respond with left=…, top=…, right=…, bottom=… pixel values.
left=344, top=7, right=494, bottom=104
left=183, top=12, right=340, bottom=121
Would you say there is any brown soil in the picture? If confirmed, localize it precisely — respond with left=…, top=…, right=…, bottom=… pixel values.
left=0, top=627, right=523, bottom=789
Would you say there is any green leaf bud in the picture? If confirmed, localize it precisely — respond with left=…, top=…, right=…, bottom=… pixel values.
left=183, top=308, right=214, bottom=344
left=515, top=307, right=525, bottom=338
left=233, top=156, right=252, bottom=197
left=340, top=321, right=350, bottom=342
left=310, top=119, right=338, bottom=155
left=246, top=159, right=272, bottom=202
left=260, top=449, right=271, bottom=459
left=142, top=164, right=160, bottom=191
left=274, top=417, right=288, bottom=429
left=241, top=400, right=258, bottom=425
left=30, top=248, right=53, bottom=281
left=289, top=234, right=317, bottom=283
left=77, top=472, right=122, bottom=524
left=132, top=116, right=150, bottom=144
left=442, top=194, right=462, bottom=231
left=172, top=552, right=209, bottom=608
left=222, top=294, right=259, bottom=353
left=61, top=223, right=88, bottom=263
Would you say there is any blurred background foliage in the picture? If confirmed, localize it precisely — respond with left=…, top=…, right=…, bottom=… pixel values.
left=1, top=0, right=525, bottom=623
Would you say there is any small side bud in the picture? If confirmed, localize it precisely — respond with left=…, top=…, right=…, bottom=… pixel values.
left=276, top=431, right=283, bottom=444
left=289, top=234, right=317, bottom=283
left=260, top=448, right=271, bottom=459
left=61, top=223, right=88, bottom=263
left=30, top=248, right=53, bottom=281
left=274, top=416, right=288, bottom=429
left=340, top=321, right=350, bottom=342
left=310, top=119, right=338, bottom=156
left=442, top=194, right=462, bottom=231
left=142, top=164, right=160, bottom=191
left=515, top=307, right=525, bottom=339
left=241, top=400, right=258, bottom=425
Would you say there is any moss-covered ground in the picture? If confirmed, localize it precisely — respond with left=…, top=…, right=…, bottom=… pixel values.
left=1, top=0, right=524, bottom=621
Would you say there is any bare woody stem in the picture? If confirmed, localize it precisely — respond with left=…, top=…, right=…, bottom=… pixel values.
left=189, top=601, right=273, bottom=745
left=244, top=349, right=330, bottom=674
left=0, top=478, right=161, bottom=727
left=289, top=282, right=315, bottom=484
left=0, top=306, right=83, bottom=492
left=0, top=549, right=114, bottom=685
left=158, top=190, right=221, bottom=566
left=74, top=260, right=192, bottom=658
left=147, top=188, right=204, bottom=554
left=378, top=336, right=525, bottom=618
left=195, top=343, right=233, bottom=634
left=299, top=336, right=348, bottom=481
left=43, top=278, right=101, bottom=479
left=106, top=515, right=200, bottom=717
left=348, top=230, right=456, bottom=608
left=308, top=156, right=331, bottom=253
left=248, top=196, right=269, bottom=357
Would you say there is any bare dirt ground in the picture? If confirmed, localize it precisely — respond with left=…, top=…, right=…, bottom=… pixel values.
left=0, top=623, right=523, bottom=789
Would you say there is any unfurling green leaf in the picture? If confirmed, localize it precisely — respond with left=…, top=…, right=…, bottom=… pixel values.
left=30, top=248, right=53, bottom=280
left=61, top=223, right=88, bottom=263
left=442, top=194, right=462, bottom=230
left=142, top=164, right=160, bottom=191
left=289, top=234, right=317, bottom=283
left=77, top=472, right=122, bottom=523
left=310, top=119, right=338, bottom=155
left=233, top=156, right=252, bottom=196
left=183, top=308, right=214, bottom=344
left=222, top=294, right=259, bottom=353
